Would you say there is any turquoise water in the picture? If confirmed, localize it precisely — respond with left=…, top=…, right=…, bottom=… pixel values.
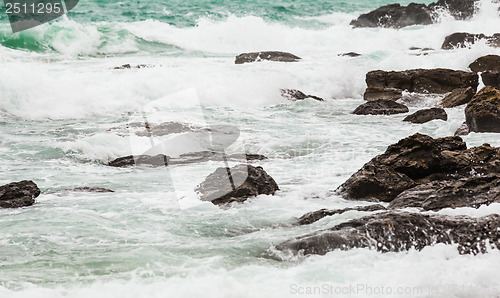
left=1, top=0, right=500, bottom=297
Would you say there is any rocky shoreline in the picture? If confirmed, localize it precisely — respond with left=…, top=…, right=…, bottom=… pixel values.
left=3, top=1, right=500, bottom=260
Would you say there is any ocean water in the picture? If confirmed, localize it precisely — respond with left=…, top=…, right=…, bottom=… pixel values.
left=1, top=0, right=500, bottom=297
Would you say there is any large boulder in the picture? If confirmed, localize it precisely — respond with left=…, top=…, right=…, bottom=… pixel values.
left=440, top=87, right=475, bottom=107
left=403, top=107, right=448, bottom=123
left=481, top=71, right=500, bottom=89
left=0, top=181, right=41, bottom=208
left=195, top=164, right=279, bottom=205
left=465, top=86, right=500, bottom=133
left=441, top=33, right=500, bottom=50
left=469, top=55, right=500, bottom=72
left=353, top=99, right=409, bottom=115
left=276, top=212, right=500, bottom=256
left=350, top=3, right=432, bottom=28
left=235, top=52, right=301, bottom=64
left=428, top=0, right=478, bottom=20
left=366, top=69, right=478, bottom=94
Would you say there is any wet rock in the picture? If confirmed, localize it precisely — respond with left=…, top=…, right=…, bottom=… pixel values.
left=280, top=89, right=325, bottom=102
left=481, top=71, right=500, bottom=89
left=71, top=187, right=115, bottom=193
left=366, top=69, right=478, bottom=94
left=195, top=164, right=279, bottom=205
left=350, top=3, right=433, bottom=28
left=339, top=52, right=362, bottom=57
left=297, top=205, right=386, bottom=225
left=109, top=122, right=198, bottom=137
left=108, top=155, right=170, bottom=167
left=389, top=174, right=500, bottom=210
left=363, top=87, right=403, bottom=101
left=403, top=107, right=448, bottom=123
left=276, top=212, right=500, bottom=256
left=338, top=133, right=468, bottom=202
left=0, top=180, right=40, bottom=208
left=428, top=0, right=479, bottom=20
left=469, top=55, right=500, bottom=72
left=465, top=86, right=500, bottom=133
left=235, top=52, right=301, bottom=64
left=113, top=64, right=151, bottom=70
left=353, top=99, right=409, bottom=115
left=454, top=122, right=470, bottom=136
left=441, top=33, right=500, bottom=50
left=440, top=87, right=475, bottom=107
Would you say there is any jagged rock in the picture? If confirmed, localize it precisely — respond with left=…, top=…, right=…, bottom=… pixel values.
left=195, top=164, right=279, bottom=205
left=482, top=71, right=500, bottom=89
left=235, top=52, right=301, bottom=64
left=455, top=122, right=470, bottom=136
left=389, top=174, right=500, bottom=210
left=108, top=152, right=267, bottom=167
left=465, top=86, right=500, bottom=133
left=441, top=33, right=500, bottom=50
left=440, top=87, right=475, bottom=107
left=350, top=3, right=432, bottom=28
left=276, top=212, right=500, bottom=256
left=403, top=108, right=448, bottom=123
left=353, top=99, right=409, bottom=115
left=297, top=205, right=386, bottom=225
left=363, top=87, right=402, bottom=101
left=469, top=55, right=500, bottom=72
left=338, top=133, right=500, bottom=208
left=280, top=89, right=324, bottom=102
left=0, top=181, right=40, bottom=208
left=428, top=0, right=479, bottom=20
left=339, top=52, right=362, bottom=57
left=366, top=69, right=478, bottom=94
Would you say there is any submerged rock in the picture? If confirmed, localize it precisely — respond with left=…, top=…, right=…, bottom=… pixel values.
left=195, top=164, right=279, bottom=205
left=280, top=89, right=325, bottom=102
left=441, top=33, right=500, bottom=50
left=113, top=64, right=151, bottom=70
left=108, top=155, right=170, bottom=167
left=0, top=181, right=40, bottom=208
left=353, top=99, right=409, bottom=115
left=440, top=87, right=475, bottom=108
left=297, top=205, right=386, bottom=225
left=235, top=52, right=301, bottom=64
left=365, top=69, right=478, bottom=94
left=276, top=212, right=500, bottom=256
left=363, top=87, right=402, bottom=102
left=339, top=52, right=362, bottom=57
left=403, top=107, right=448, bottom=123
left=71, top=187, right=115, bottom=193
left=469, top=55, right=500, bottom=72
left=465, top=86, right=500, bottom=133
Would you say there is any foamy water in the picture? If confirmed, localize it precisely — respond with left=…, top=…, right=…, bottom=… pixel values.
left=1, top=0, right=500, bottom=297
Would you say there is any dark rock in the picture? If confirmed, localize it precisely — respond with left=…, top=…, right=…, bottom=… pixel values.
left=442, top=33, right=500, bottom=50
left=403, top=107, right=448, bottom=123
left=339, top=52, right=362, bottom=57
left=280, top=89, right=324, bottom=102
left=363, top=87, right=402, bottom=101
left=440, top=87, right=475, bottom=107
left=469, top=55, right=500, bottom=72
left=195, top=164, right=279, bottom=205
left=113, top=64, right=150, bottom=70
left=338, top=133, right=468, bottom=202
left=350, top=3, right=433, bottom=28
left=0, top=180, right=40, bottom=208
left=235, top=52, right=301, bottom=64
left=109, top=122, right=198, bottom=137
left=108, top=155, right=170, bottom=167
left=353, top=99, right=409, bottom=115
left=428, top=0, right=478, bottom=20
left=465, top=86, right=500, bottom=133
left=297, top=205, right=386, bottom=225
left=71, top=187, right=115, bottom=193
left=389, top=173, right=500, bottom=210
left=276, top=212, right=500, bottom=256
left=366, top=69, right=478, bottom=94
left=482, top=71, right=500, bottom=89
left=454, top=122, right=470, bottom=136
